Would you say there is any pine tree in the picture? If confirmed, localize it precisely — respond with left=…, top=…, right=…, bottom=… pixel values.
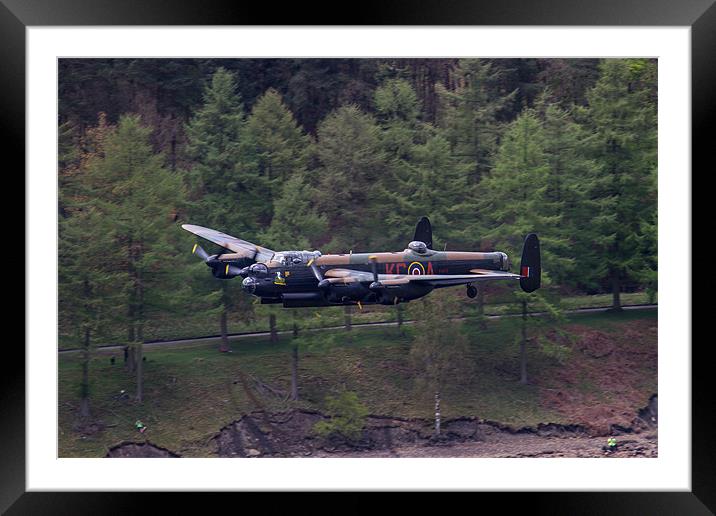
left=314, top=105, right=386, bottom=251
left=83, top=114, right=191, bottom=402
left=259, top=173, right=328, bottom=251
left=636, top=167, right=658, bottom=303
left=284, top=307, right=316, bottom=402
left=185, top=67, right=270, bottom=233
left=59, top=113, right=118, bottom=419
left=511, top=290, right=566, bottom=384
left=373, top=79, right=453, bottom=249
left=59, top=114, right=111, bottom=219
left=382, top=134, right=467, bottom=250
left=536, top=99, right=600, bottom=287
left=582, top=59, right=657, bottom=309
left=479, top=110, right=562, bottom=266
left=243, top=88, right=312, bottom=186
left=184, top=68, right=263, bottom=351
left=435, top=59, right=520, bottom=254
left=371, top=78, right=470, bottom=251
left=374, top=78, right=422, bottom=163
left=438, top=59, right=517, bottom=184
left=409, top=291, right=471, bottom=434
left=479, top=110, right=569, bottom=382
left=243, top=87, right=325, bottom=252
left=59, top=189, right=120, bottom=420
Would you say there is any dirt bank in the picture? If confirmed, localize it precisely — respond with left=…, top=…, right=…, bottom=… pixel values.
left=213, top=395, right=657, bottom=458
left=106, top=441, right=180, bottom=458
left=103, top=396, right=656, bottom=458
left=537, top=319, right=658, bottom=435
left=312, top=430, right=658, bottom=458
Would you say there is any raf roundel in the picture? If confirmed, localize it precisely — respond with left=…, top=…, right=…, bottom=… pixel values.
left=408, top=261, right=426, bottom=276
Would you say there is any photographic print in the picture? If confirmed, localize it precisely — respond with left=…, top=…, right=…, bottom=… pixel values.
left=57, top=57, right=659, bottom=460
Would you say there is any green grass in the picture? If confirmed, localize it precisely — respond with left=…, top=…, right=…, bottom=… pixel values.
left=560, top=291, right=655, bottom=309
left=565, top=306, right=657, bottom=329
left=58, top=307, right=657, bottom=457
left=59, top=292, right=656, bottom=350
left=461, top=291, right=654, bottom=318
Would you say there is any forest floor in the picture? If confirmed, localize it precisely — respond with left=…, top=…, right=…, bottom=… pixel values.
left=59, top=308, right=657, bottom=458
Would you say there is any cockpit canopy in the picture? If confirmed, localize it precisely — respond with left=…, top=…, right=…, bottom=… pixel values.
left=407, top=241, right=428, bottom=254
left=272, top=250, right=321, bottom=267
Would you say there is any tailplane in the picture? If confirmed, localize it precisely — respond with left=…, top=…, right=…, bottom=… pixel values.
left=414, top=216, right=433, bottom=249
left=519, top=233, right=541, bottom=293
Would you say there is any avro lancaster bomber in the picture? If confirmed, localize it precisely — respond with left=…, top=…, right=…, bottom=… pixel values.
left=182, top=217, right=540, bottom=308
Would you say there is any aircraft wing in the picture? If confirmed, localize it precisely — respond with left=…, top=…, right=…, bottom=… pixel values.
left=323, top=268, right=520, bottom=287
left=399, top=271, right=520, bottom=288
left=415, top=272, right=520, bottom=288
left=181, top=224, right=275, bottom=262
left=323, top=268, right=373, bottom=283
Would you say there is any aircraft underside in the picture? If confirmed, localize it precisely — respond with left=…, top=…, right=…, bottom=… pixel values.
left=258, top=281, right=434, bottom=308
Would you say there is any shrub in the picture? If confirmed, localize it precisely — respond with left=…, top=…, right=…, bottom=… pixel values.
left=313, top=391, right=369, bottom=441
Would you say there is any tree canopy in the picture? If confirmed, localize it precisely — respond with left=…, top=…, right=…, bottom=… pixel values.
left=59, top=58, right=658, bottom=348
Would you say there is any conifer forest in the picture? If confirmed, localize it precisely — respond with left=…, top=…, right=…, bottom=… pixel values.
left=58, top=59, right=658, bottom=451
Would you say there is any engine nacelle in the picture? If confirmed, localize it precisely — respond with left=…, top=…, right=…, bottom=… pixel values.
left=212, top=263, right=245, bottom=279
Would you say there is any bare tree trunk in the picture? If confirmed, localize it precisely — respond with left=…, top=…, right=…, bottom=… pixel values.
left=79, top=326, right=91, bottom=419
left=127, top=238, right=136, bottom=373
left=290, top=342, right=299, bottom=401
left=219, top=283, right=231, bottom=352
left=134, top=241, right=145, bottom=402
left=396, top=304, right=404, bottom=333
left=289, top=309, right=299, bottom=401
left=269, top=313, right=278, bottom=343
left=170, top=130, right=177, bottom=172
left=127, top=343, right=136, bottom=373
left=520, top=299, right=528, bottom=385
left=135, top=341, right=143, bottom=402
left=434, top=391, right=441, bottom=436
left=611, top=272, right=622, bottom=311
left=219, top=307, right=230, bottom=352
left=126, top=315, right=136, bottom=373
left=477, top=285, right=487, bottom=329
left=344, top=305, right=352, bottom=331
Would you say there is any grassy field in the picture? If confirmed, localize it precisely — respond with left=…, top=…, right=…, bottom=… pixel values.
left=58, top=308, right=657, bottom=457
left=59, top=291, right=656, bottom=349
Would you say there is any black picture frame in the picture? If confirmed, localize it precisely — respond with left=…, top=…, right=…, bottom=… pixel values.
left=6, top=0, right=712, bottom=512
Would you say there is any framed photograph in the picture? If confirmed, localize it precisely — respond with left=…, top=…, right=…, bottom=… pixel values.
left=8, top=0, right=712, bottom=512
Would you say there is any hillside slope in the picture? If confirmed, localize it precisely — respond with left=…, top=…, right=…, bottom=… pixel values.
left=58, top=309, right=657, bottom=457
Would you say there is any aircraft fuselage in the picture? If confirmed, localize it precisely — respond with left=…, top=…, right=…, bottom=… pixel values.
left=239, top=248, right=509, bottom=308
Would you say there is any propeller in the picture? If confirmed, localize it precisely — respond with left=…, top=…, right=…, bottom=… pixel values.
left=307, top=258, right=331, bottom=289
left=192, top=243, right=248, bottom=279
left=368, top=256, right=383, bottom=291
left=192, top=243, right=210, bottom=262
left=219, top=263, right=246, bottom=278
